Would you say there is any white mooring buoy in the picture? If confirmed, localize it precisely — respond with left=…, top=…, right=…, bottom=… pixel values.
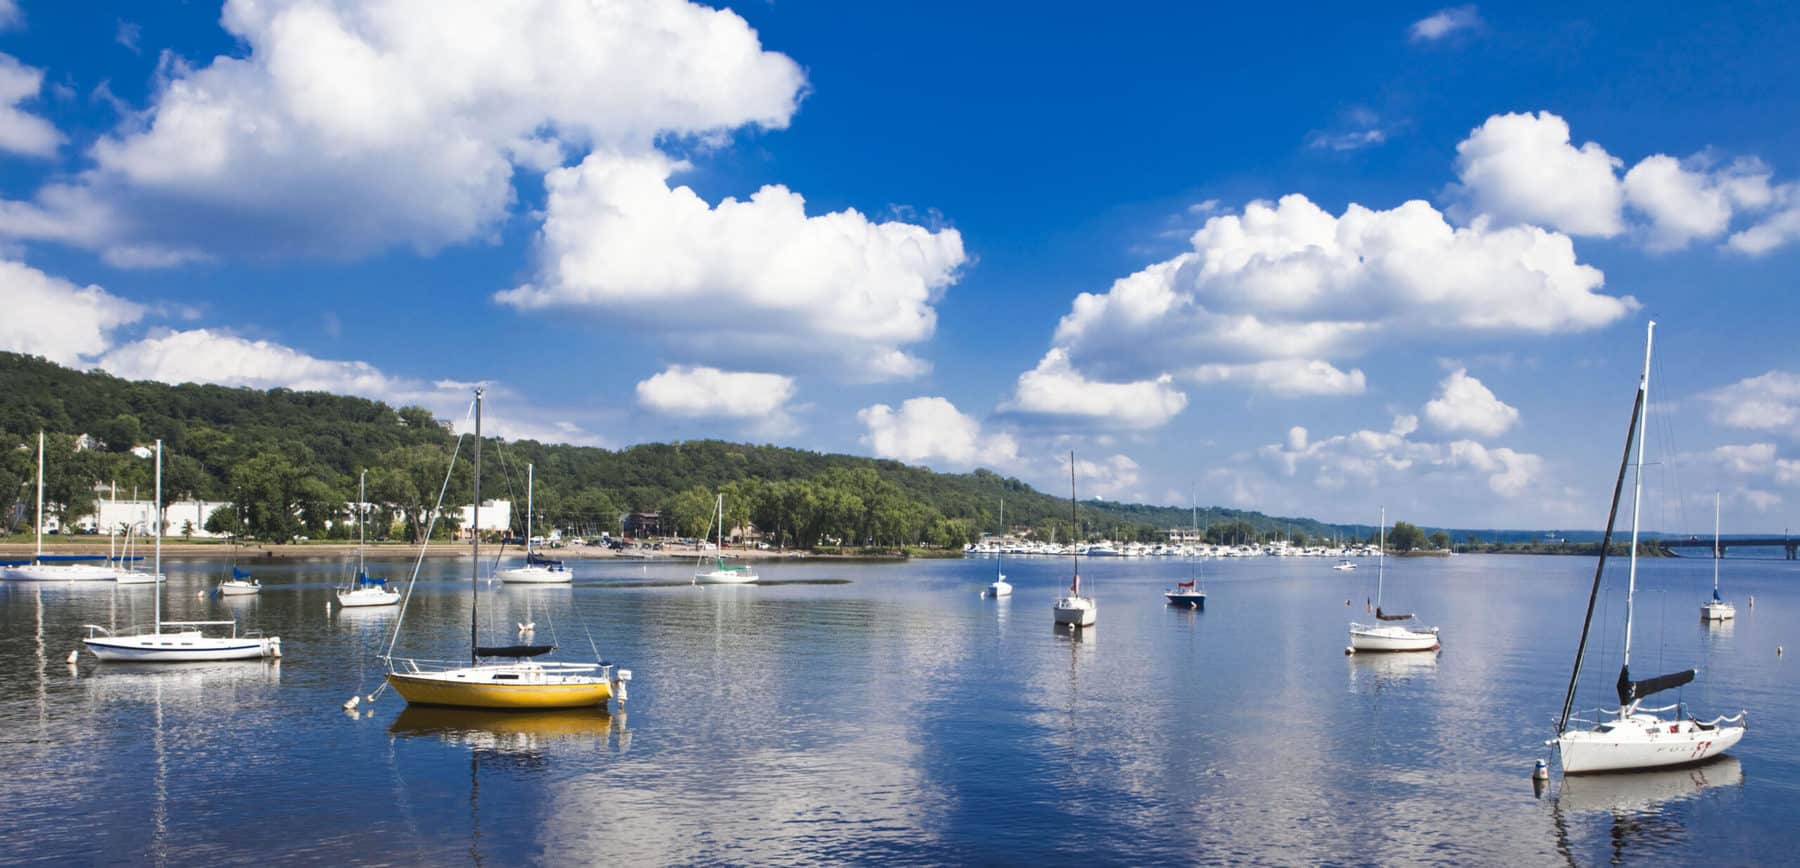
left=343, top=695, right=360, bottom=711
left=65, top=650, right=79, bottom=665
left=1533, top=759, right=1549, bottom=781
left=1344, top=646, right=1355, bottom=655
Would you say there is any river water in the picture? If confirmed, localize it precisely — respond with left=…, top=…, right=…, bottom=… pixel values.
left=0, top=552, right=1793, bottom=865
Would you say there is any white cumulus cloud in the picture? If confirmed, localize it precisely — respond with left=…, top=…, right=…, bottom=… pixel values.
left=1258, top=413, right=1543, bottom=497
left=0, top=0, right=806, bottom=264
left=636, top=365, right=796, bottom=420
left=0, top=52, right=62, bottom=158
left=497, top=153, right=966, bottom=382
left=1051, top=194, right=1633, bottom=390
left=857, top=397, right=1018, bottom=469
left=1187, top=359, right=1367, bottom=397
left=1623, top=154, right=1774, bottom=251
left=1453, top=111, right=1625, bottom=237
left=1000, top=347, right=1188, bottom=430
left=1063, top=452, right=1143, bottom=502
left=0, top=258, right=144, bottom=365
left=95, top=328, right=605, bottom=446
left=1728, top=182, right=1800, bottom=255
left=1409, top=6, right=1481, bottom=42
left=1422, top=368, right=1519, bottom=437
left=1702, top=370, right=1800, bottom=435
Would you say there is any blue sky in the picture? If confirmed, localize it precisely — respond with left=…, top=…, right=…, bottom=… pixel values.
left=2, top=0, right=1798, bottom=532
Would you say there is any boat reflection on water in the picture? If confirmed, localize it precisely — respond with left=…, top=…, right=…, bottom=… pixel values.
left=84, top=659, right=283, bottom=699
left=1347, top=648, right=1439, bottom=691
left=1548, top=757, right=1744, bottom=866
left=1052, top=622, right=1096, bottom=646
left=389, top=705, right=629, bottom=755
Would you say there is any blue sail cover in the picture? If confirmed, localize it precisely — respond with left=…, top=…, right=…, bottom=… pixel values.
left=526, top=552, right=564, bottom=567
left=1714, top=588, right=1722, bottom=601
left=35, top=554, right=109, bottom=562
left=232, top=567, right=253, bottom=579
left=356, top=571, right=387, bottom=586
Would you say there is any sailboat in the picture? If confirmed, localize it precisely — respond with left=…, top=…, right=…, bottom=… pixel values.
left=216, top=567, right=261, bottom=596
left=694, top=493, right=757, bottom=584
left=1701, top=493, right=1735, bottom=621
left=986, top=498, right=1012, bottom=598
left=1053, top=452, right=1097, bottom=627
left=1347, top=507, right=1439, bottom=652
left=338, top=470, right=400, bottom=607
left=500, top=463, right=573, bottom=584
left=4, top=432, right=118, bottom=581
left=385, top=390, right=622, bottom=710
left=1164, top=492, right=1205, bottom=608
left=114, top=504, right=164, bottom=585
left=81, top=441, right=282, bottom=661
left=1550, top=321, right=1746, bottom=775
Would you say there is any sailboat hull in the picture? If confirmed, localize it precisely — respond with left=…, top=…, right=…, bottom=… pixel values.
left=1053, top=597, right=1097, bottom=626
left=1559, top=715, right=1745, bottom=774
left=1164, top=591, right=1205, bottom=608
left=696, top=569, right=757, bottom=584
left=336, top=587, right=400, bottom=607
left=1701, top=601, right=1736, bottom=621
left=84, top=633, right=280, bottom=662
left=500, top=565, right=573, bottom=584
left=6, top=563, right=118, bottom=581
left=1348, top=623, right=1439, bottom=652
left=387, top=668, right=613, bottom=709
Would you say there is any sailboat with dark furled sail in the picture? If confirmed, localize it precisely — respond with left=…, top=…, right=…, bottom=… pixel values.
left=384, top=390, right=624, bottom=710
left=1348, top=507, right=1438, bottom=652
left=1549, top=321, right=1745, bottom=775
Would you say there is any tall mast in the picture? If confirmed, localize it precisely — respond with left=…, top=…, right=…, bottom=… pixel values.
left=1623, top=322, right=1654, bottom=670
left=1190, top=486, right=1198, bottom=584
left=34, top=431, right=43, bottom=558
left=357, top=470, right=366, bottom=576
left=997, top=498, right=1004, bottom=579
left=1069, top=452, right=1079, bottom=596
left=1376, top=506, right=1385, bottom=610
left=526, top=463, right=534, bottom=556
left=1713, top=491, right=1721, bottom=594
left=471, top=389, right=482, bottom=665
left=1556, top=320, right=1651, bottom=736
left=153, top=440, right=162, bottom=634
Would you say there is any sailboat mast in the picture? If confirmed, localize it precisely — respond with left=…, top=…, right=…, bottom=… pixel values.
left=34, top=431, right=43, bottom=558
left=1714, top=491, right=1721, bottom=594
left=471, top=389, right=482, bottom=666
left=1069, top=452, right=1079, bottom=596
left=1623, top=322, right=1654, bottom=669
left=1377, top=506, right=1385, bottom=610
left=1190, top=487, right=1198, bottom=584
left=526, top=463, right=534, bottom=556
left=997, top=498, right=1004, bottom=579
left=153, top=440, right=162, bottom=634
left=1555, top=321, right=1651, bottom=736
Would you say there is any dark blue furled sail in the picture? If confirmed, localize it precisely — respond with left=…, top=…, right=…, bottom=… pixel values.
left=526, top=552, right=563, bottom=567
left=232, top=567, right=253, bottom=579
left=356, top=571, right=387, bottom=586
left=1616, top=664, right=1697, bottom=706
left=35, top=554, right=109, bottom=562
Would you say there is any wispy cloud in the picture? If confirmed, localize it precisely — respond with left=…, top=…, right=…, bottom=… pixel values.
left=1409, top=5, right=1482, bottom=43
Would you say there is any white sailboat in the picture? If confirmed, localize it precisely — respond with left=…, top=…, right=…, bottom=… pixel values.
left=501, top=463, right=573, bottom=584
left=694, top=493, right=757, bottom=584
left=114, top=501, right=164, bottom=585
left=1164, top=492, right=1205, bottom=608
left=383, top=389, right=624, bottom=710
left=81, top=441, right=282, bottom=662
left=1701, top=492, right=1735, bottom=621
left=1348, top=507, right=1439, bottom=652
left=986, top=498, right=1012, bottom=598
left=215, top=566, right=261, bottom=596
left=1550, top=321, right=1746, bottom=775
left=4, top=432, right=117, bottom=581
left=1053, top=452, right=1097, bottom=627
left=338, top=470, right=400, bottom=607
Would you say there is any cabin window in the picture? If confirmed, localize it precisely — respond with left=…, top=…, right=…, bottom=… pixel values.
left=492, top=673, right=520, bottom=681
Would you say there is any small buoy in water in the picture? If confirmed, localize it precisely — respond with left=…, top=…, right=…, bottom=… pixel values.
left=65, top=650, right=78, bottom=665
left=1779, top=646, right=1784, bottom=657
left=1345, top=646, right=1355, bottom=655
left=343, top=695, right=360, bottom=711
left=366, top=694, right=377, bottom=703
left=1749, top=595, right=1755, bottom=608
left=1532, top=759, right=1549, bottom=781
left=1345, top=599, right=1351, bottom=606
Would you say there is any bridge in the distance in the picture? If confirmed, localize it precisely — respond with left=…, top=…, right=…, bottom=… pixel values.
left=1660, top=536, right=1798, bottom=559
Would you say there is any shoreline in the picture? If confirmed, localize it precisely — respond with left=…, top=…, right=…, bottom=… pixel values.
left=0, top=541, right=880, bottom=561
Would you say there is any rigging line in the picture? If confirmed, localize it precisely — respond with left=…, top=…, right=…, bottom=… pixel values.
left=382, top=398, right=476, bottom=663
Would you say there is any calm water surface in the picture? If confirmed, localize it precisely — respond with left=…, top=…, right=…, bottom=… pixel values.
left=1, top=553, right=1795, bottom=865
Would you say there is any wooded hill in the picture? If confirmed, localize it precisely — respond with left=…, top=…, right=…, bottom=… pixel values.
left=1, top=351, right=1356, bottom=548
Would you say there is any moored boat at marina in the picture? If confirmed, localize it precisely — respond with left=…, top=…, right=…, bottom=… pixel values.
left=1348, top=507, right=1439, bottom=653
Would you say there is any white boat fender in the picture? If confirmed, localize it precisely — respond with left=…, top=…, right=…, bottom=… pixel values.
left=343, top=695, right=360, bottom=711
left=1532, top=759, right=1549, bottom=781
left=65, top=650, right=78, bottom=665
left=1344, top=646, right=1355, bottom=655
left=270, top=637, right=282, bottom=659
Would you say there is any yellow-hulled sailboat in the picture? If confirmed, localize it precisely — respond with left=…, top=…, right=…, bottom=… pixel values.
left=383, top=389, right=625, bottom=710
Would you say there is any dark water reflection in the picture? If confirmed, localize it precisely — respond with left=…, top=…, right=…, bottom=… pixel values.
left=0, top=553, right=1793, bottom=865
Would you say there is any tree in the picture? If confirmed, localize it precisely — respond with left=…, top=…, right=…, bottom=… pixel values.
left=205, top=503, right=245, bottom=538
left=1429, top=530, right=1450, bottom=550
left=663, top=486, right=716, bottom=539
left=1388, top=521, right=1427, bottom=553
